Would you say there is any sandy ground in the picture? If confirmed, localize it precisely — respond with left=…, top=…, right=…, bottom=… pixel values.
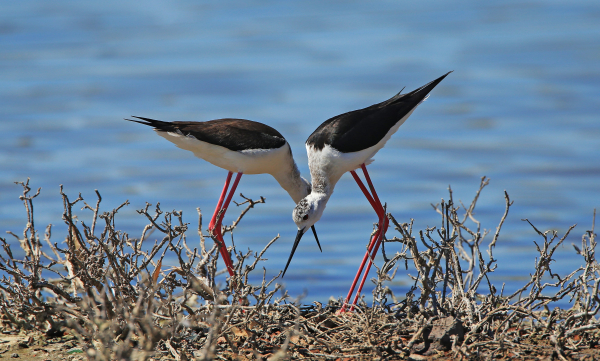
left=0, top=331, right=84, bottom=361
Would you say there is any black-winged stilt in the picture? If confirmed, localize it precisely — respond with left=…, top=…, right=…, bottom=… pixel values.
left=283, top=72, right=451, bottom=311
left=126, top=117, right=321, bottom=277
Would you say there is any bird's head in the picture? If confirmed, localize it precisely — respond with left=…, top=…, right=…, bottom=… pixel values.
left=282, top=194, right=326, bottom=277
left=293, top=197, right=316, bottom=230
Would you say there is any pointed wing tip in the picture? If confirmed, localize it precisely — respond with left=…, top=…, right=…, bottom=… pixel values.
left=435, top=70, right=453, bottom=82
left=432, top=71, right=453, bottom=84
left=125, top=117, right=149, bottom=126
left=441, top=70, right=453, bottom=79
left=125, top=115, right=150, bottom=123
left=411, top=71, right=453, bottom=98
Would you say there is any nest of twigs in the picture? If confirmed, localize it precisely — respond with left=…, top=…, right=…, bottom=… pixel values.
left=0, top=177, right=599, bottom=360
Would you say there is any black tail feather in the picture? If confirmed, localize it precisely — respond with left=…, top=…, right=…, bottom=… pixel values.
left=371, top=71, right=452, bottom=111
left=125, top=116, right=175, bottom=132
left=404, top=70, right=452, bottom=98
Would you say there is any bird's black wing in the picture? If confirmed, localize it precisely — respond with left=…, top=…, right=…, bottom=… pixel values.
left=306, top=71, right=451, bottom=153
left=127, top=117, right=287, bottom=151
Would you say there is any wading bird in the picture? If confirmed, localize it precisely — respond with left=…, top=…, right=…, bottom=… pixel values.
left=282, top=72, right=451, bottom=311
left=127, top=117, right=321, bottom=277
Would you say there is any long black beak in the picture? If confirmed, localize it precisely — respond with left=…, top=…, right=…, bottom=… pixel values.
left=282, top=228, right=305, bottom=277
left=311, top=225, right=322, bottom=252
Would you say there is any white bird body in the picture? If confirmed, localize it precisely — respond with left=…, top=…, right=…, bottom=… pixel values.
left=157, top=130, right=308, bottom=203
left=127, top=116, right=321, bottom=277
left=297, top=101, right=423, bottom=228
left=283, top=72, right=452, bottom=311
left=306, top=104, right=420, bottom=193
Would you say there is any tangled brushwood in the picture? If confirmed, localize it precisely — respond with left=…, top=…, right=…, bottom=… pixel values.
left=0, top=177, right=598, bottom=360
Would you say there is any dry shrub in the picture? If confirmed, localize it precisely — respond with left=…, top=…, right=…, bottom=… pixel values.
left=0, top=179, right=284, bottom=360
left=0, top=177, right=598, bottom=360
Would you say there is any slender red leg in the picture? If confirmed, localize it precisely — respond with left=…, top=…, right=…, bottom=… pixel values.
left=349, top=213, right=389, bottom=311
left=340, top=164, right=388, bottom=312
left=209, top=172, right=233, bottom=230
left=340, top=171, right=382, bottom=311
left=208, top=172, right=233, bottom=273
left=361, top=164, right=383, bottom=212
left=348, top=165, right=390, bottom=310
left=208, top=172, right=243, bottom=276
left=218, top=172, right=243, bottom=223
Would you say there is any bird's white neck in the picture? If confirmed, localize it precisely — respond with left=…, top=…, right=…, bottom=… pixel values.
left=309, top=169, right=333, bottom=196
left=303, top=190, right=331, bottom=227
left=306, top=144, right=351, bottom=197
left=272, top=160, right=311, bottom=204
left=301, top=170, right=334, bottom=227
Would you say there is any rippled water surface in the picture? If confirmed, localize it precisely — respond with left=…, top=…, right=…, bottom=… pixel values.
left=1, top=0, right=599, bottom=303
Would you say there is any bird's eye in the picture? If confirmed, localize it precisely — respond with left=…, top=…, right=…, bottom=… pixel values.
left=303, top=214, right=309, bottom=221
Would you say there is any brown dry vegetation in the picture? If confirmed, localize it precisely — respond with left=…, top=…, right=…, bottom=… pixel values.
left=0, top=178, right=599, bottom=360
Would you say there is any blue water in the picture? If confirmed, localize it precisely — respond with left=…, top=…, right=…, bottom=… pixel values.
left=1, top=0, right=599, bottom=304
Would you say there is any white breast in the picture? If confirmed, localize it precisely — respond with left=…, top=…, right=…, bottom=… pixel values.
left=307, top=103, right=420, bottom=189
left=156, top=130, right=293, bottom=175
